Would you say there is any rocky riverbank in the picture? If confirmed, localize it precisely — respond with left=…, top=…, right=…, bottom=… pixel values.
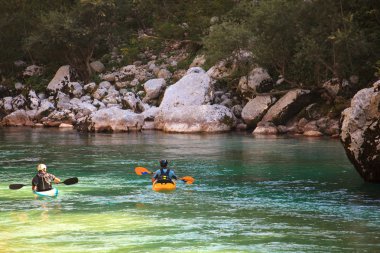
left=1, top=47, right=379, bottom=182
left=0, top=54, right=348, bottom=136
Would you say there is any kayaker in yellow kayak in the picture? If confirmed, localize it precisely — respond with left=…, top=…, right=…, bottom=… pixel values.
left=32, top=164, right=61, bottom=192
left=152, top=160, right=178, bottom=183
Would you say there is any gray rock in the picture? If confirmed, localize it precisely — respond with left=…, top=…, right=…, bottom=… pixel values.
left=122, top=92, right=145, bottom=113
left=68, top=82, right=83, bottom=98
left=12, top=95, right=26, bottom=110
left=2, top=110, right=33, bottom=126
left=93, top=87, right=108, bottom=100
left=87, top=107, right=144, bottom=132
left=340, top=81, right=380, bottom=182
left=23, top=65, right=43, bottom=77
left=3, top=97, right=13, bottom=112
left=155, top=105, right=236, bottom=133
left=262, top=89, right=312, bottom=125
left=90, top=61, right=105, bottom=73
left=99, top=81, right=112, bottom=90
left=238, top=67, right=273, bottom=94
left=36, top=100, right=55, bottom=119
left=159, top=70, right=213, bottom=109
left=242, top=96, right=274, bottom=128
left=143, top=78, right=166, bottom=102
left=252, top=121, right=278, bottom=135
left=15, top=82, right=24, bottom=90
left=231, top=104, right=243, bottom=118
left=84, top=82, right=97, bottom=93
left=157, top=69, right=172, bottom=79
left=47, top=65, right=71, bottom=93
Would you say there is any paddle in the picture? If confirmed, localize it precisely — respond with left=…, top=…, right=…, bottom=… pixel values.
left=9, top=177, right=79, bottom=190
left=134, top=167, right=195, bottom=184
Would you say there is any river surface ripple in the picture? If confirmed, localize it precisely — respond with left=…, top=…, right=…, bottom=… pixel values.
left=0, top=128, right=380, bottom=252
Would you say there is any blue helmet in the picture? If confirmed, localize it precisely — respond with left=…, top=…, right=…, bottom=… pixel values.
left=160, top=159, right=168, bottom=167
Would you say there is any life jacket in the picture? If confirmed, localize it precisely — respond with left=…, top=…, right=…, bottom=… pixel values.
left=156, top=168, right=173, bottom=184
left=35, top=173, right=53, bottom=192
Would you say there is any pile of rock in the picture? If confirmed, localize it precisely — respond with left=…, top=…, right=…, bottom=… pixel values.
left=0, top=51, right=353, bottom=137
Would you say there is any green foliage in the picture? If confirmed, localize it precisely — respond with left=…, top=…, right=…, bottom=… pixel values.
left=204, top=0, right=380, bottom=88
left=376, top=60, right=380, bottom=78
left=155, top=22, right=185, bottom=40
left=203, top=21, right=252, bottom=65
left=24, top=75, right=49, bottom=93
left=89, top=73, right=102, bottom=84
left=0, top=0, right=73, bottom=73
left=24, top=0, right=119, bottom=82
left=1, top=0, right=378, bottom=93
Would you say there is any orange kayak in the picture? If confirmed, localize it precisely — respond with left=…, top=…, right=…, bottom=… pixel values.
left=152, top=180, right=176, bottom=192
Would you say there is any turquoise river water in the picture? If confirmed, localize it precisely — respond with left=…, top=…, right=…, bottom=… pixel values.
left=1, top=128, right=380, bottom=252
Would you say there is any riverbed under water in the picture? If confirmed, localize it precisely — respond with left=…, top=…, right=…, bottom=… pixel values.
left=1, top=128, right=380, bottom=252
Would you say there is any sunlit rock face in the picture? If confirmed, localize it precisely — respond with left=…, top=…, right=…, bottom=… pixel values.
left=2, top=110, right=33, bottom=126
left=153, top=67, right=236, bottom=133
left=340, top=80, right=380, bottom=182
left=262, top=89, right=312, bottom=125
left=155, top=105, right=236, bottom=133
left=87, top=107, right=144, bottom=132
left=159, top=67, right=213, bottom=110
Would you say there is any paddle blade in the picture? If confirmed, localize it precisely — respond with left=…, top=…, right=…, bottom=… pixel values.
left=62, top=177, right=78, bottom=185
left=180, top=176, right=195, bottom=184
left=9, top=184, right=26, bottom=190
left=135, top=167, right=152, bottom=176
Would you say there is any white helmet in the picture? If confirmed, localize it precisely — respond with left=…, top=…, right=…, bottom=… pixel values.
left=37, top=164, right=47, bottom=171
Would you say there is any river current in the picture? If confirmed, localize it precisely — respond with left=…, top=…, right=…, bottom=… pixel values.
left=0, top=128, right=380, bottom=252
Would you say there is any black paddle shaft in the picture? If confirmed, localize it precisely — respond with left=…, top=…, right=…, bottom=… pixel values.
left=9, top=177, right=78, bottom=190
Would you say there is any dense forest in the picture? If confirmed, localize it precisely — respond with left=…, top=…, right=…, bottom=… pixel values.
left=0, top=0, right=379, bottom=91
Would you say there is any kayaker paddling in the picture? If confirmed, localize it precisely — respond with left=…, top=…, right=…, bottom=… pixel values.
left=32, top=164, right=61, bottom=192
left=135, top=165, right=194, bottom=192
left=152, top=159, right=177, bottom=183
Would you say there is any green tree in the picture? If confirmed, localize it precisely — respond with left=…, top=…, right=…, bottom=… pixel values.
left=0, top=0, right=74, bottom=75
left=24, top=0, right=118, bottom=82
left=204, top=0, right=380, bottom=88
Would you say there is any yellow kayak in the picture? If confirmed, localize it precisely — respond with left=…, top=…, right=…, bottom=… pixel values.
left=152, top=180, right=176, bottom=192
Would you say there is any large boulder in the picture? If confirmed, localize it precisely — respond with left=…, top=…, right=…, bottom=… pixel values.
left=340, top=81, right=380, bottom=182
left=47, top=65, right=72, bottom=94
left=262, top=89, right=312, bottom=125
left=159, top=67, right=212, bottom=109
left=238, top=68, right=273, bottom=94
left=241, top=95, right=275, bottom=128
left=155, top=105, right=236, bottom=133
left=87, top=107, right=144, bottom=132
left=42, top=110, right=75, bottom=126
left=2, top=110, right=33, bottom=126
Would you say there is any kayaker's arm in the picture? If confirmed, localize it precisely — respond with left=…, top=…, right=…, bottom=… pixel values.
left=32, top=177, right=38, bottom=191
left=54, top=177, right=61, bottom=184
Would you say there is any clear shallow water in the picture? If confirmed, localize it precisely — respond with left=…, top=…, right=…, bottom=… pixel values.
left=1, top=128, right=380, bottom=252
